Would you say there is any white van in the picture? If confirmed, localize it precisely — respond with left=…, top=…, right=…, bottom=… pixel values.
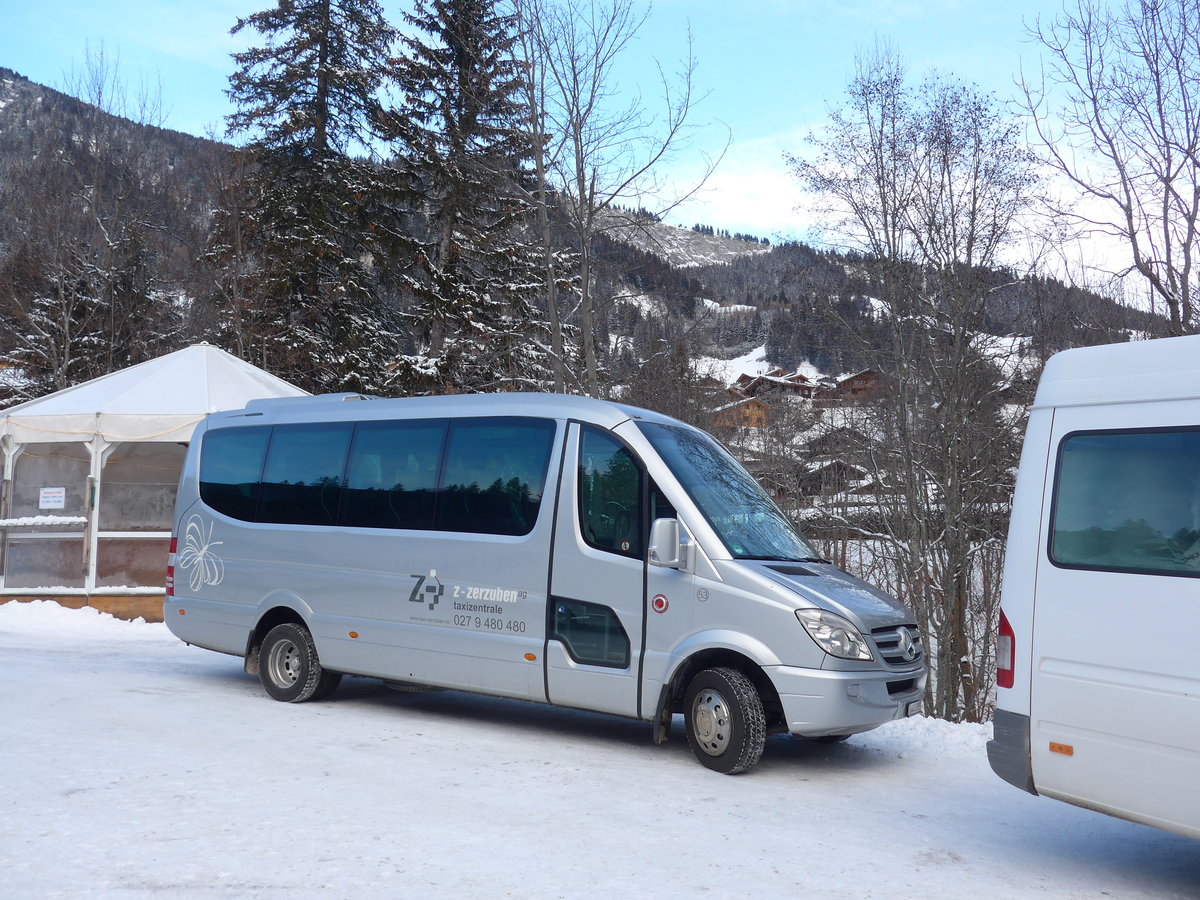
left=989, top=335, right=1200, bottom=837
left=166, top=392, right=925, bottom=773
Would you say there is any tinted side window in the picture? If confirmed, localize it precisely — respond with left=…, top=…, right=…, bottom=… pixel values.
left=259, top=423, right=354, bottom=526
left=578, top=426, right=642, bottom=557
left=552, top=598, right=630, bottom=668
left=433, top=418, right=556, bottom=536
left=341, top=420, right=447, bottom=529
left=199, top=426, right=270, bottom=521
left=1051, top=428, right=1200, bottom=577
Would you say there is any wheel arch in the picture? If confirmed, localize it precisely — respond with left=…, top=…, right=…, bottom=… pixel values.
left=653, top=646, right=785, bottom=743
left=243, top=600, right=311, bottom=676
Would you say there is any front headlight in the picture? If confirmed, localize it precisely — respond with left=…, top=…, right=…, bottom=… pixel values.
left=795, top=608, right=873, bottom=661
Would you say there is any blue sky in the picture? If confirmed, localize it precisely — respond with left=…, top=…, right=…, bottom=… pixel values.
left=2, top=0, right=1081, bottom=242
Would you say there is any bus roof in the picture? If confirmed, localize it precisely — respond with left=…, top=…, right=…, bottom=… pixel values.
left=220, top=391, right=686, bottom=431
left=1034, top=334, right=1200, bottom=409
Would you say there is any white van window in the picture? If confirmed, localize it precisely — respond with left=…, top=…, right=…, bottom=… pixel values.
left=431, top=417, right=556, bottom=536
left=638, top=422, right=820, bottom=561
left=199, top=426, right=271, bottom=520
left=259, top=423, right=354, bottom=526
left=1051, top=428, right=1200, bottom=577
left=578, top=426, right=642, bottom=557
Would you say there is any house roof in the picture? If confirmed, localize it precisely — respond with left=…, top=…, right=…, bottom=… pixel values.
left=712, top=396, right=772, bottom=414
left=0, top=344, right=306, bottom=444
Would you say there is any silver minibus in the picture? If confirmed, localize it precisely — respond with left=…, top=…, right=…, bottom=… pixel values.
left=166, top=392, right=925, bottom=773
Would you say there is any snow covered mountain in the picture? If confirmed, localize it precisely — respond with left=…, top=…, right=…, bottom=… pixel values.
left=599, top=208, right=773, bottom=269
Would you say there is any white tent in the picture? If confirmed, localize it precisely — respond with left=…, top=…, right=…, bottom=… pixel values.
left=0, top=345, right=305, bottom=597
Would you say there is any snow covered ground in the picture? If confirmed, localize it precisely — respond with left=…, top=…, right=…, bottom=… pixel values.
left=3, top=601, right=1198, bottom=899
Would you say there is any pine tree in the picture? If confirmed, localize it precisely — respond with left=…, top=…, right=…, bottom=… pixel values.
left=382, top=0, right=553, bottom=394
left=217, top=0, right=401, bottom=394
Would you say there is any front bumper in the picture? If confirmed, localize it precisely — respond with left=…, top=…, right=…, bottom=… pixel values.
left=765, top=663, right=927, bottom=737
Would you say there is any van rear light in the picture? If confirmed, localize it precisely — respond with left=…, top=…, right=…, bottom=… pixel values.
left=166, top=536, right=177, bottom=596
left=996, top=608, right=1015, bottom=689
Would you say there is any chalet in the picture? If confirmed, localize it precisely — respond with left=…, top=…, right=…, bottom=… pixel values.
left=813, top=370, right=885, bottom=406
left=730, top=369, right=816, bottom=401
left=711, top=396, right=771, bottom=429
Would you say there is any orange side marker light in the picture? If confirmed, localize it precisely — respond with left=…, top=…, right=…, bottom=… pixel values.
left=1049, top=742, right=1074, bottom=756
left=524, top=653, right=537, bottom=661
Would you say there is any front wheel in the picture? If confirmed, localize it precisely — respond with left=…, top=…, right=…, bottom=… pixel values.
left=683, top=667, right=766, bottom=774
left=259, top=622, right=341, bottom=702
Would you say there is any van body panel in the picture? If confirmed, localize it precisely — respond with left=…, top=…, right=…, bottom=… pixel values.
left=1028, top=399, right=1200, bottom=836
left=756, top=562, right=914, bottom=632
left=991, top=404, right=1057, bottom=715
left=164, top=593, right=255, bottom=656
left=545, top=421, right=645, bottom=716
left=167, top=392, right=925, bottom=768
left=991, top=335, right=1200, bottom=838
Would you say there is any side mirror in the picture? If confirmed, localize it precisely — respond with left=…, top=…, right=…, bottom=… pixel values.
left=649, top=517, right=692, bottom=571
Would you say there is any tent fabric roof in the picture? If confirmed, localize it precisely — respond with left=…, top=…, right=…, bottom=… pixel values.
left=0, top=344, right=307, bottom=444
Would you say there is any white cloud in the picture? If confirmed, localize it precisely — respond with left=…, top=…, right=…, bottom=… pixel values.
left=664, top=126, right=821, bottom=242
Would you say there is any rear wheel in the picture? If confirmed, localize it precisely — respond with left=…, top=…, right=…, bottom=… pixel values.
left=259, top=622, right=341, bottom=702
left=683, top=667, right=766, bottom=774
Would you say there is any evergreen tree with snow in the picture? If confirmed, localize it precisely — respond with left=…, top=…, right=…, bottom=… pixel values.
left=216, top=0, right=402, bottom=394
left=381, top=0, right=553, bottom=394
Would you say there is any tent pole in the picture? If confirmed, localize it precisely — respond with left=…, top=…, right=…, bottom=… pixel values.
left=84, top=435, right=110, bottom=593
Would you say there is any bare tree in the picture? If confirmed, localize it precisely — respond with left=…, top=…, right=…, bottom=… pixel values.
left=511, top=0, right=575, bottom=392
left=512, top=0, right=724, bottom=397
left=790, top=46, right=1039, bottom=721
left=1022, top=0, right=1200, bottom=334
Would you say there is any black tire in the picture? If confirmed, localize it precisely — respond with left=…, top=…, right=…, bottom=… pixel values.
left=259, top=622, right=342, bottom=702
left=683, top=667, right=766, bottom=774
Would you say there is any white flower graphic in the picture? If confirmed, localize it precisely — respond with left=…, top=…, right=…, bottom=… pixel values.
left=177, top=514, right=224, bottom=592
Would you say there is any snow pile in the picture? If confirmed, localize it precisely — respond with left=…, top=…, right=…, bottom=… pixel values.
left=0, top=515, right=88, bottom=526
left=858, top=710, right=991, bottom=759
left=0, top=598, right=163, bottom=637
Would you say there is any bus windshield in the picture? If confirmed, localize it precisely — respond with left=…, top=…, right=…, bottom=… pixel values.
left=637, top=421, right=821, bottom=561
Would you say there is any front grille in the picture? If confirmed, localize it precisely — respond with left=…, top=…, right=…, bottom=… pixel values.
left=871, top=624, right=924, bottom=667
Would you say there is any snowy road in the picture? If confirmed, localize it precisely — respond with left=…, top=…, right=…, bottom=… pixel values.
left=2, top=601, right=1198, bottom=899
